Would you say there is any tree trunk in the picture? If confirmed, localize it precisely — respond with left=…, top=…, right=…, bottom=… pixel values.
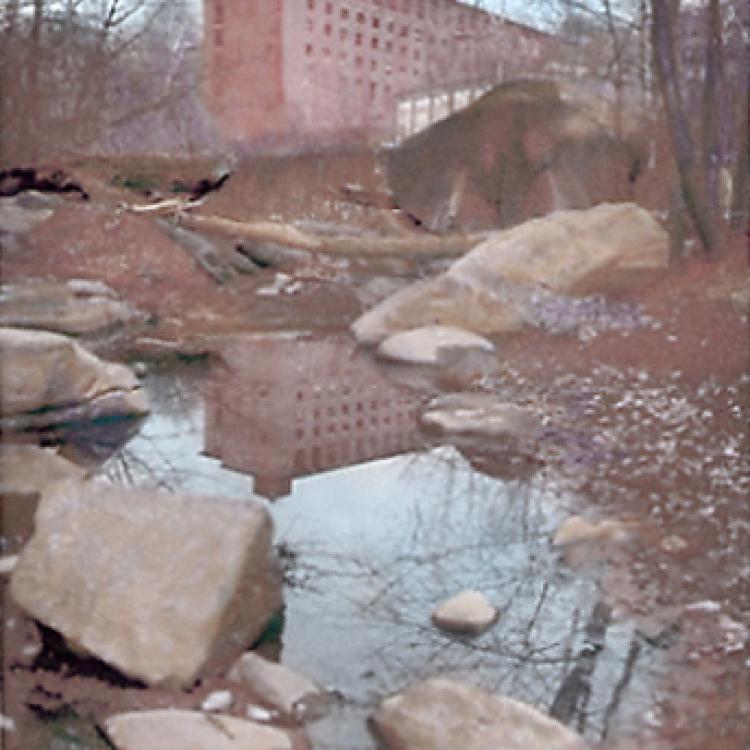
left=701, top=0, right=723, bottom=213
left=730, top=35, right=749, bottom=232
left=651, top=0, right=717, bottom=254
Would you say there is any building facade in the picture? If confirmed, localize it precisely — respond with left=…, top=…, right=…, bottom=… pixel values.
left=203, top=0, right=550, bottom=147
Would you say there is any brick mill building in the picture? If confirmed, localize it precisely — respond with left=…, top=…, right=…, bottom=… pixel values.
left=203, top=0, right=551, bottom=148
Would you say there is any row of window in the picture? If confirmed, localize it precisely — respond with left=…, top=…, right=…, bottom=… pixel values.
left=306, top=0, right=492, bottom=28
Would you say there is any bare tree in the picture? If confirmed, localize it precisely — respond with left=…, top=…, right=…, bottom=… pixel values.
left=651, top=0, right=717, bottom=254
left=0, top=0, right=217, bottom=163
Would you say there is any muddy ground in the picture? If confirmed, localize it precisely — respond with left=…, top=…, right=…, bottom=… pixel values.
left=1, top=149, right=748, bottom=750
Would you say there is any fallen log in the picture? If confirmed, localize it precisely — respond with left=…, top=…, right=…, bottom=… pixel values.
left=119, top=197, right=203, bottom=216
left=180, top=212, right=486, bottom=258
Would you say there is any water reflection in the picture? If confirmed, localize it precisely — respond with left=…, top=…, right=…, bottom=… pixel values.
left=203, top=335, right=425, bottom=499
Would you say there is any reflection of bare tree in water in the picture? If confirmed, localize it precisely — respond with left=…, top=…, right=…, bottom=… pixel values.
left=279, top=448, right=654, bottom=741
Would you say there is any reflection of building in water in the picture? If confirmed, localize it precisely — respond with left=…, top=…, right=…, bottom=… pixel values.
left=204, top=336, right=423, bottom=499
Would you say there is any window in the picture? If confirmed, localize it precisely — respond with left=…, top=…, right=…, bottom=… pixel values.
left=356, top=11, right=365, bottom=23
left=373, top=17, right=380, bottom=29
left=385, top=39, right=392, bottom=52
left=307, top=0, right=315, bottom=8
left=325, top=1, right=333, bottom=13
left=400, top=25, right=409, bottom=37
left=339, top=28, right=348, bottom=41
left=215, top=2, right=225, bottom=24
left=371, top=36, right=379, bottom=49
left=341, top=7, right=349, bottom=19
left=355, top=31, right=363, bottom=45
left=305, top=43, right=313, bottom=55
left=324, top=22, right=332, bottom=34
left=213, top=27, right=223, bottom=46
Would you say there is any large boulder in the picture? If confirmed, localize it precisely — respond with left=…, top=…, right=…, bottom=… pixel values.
left=371, top=677, right=586, bottom=750
left=104, top=710, right=301, bottom=750
left=10, top=481, right=284, bottom=687
left=352, top=203, right=668, bottom=343
left=0, top=327, right=148, bottom=454
left=0, top=279, right=144, bottom=336
left=387, top=79, right=645, bottom=232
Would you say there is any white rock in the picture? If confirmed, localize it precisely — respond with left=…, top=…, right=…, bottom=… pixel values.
left=201, top=690, right=234, bottom=713
left=246, top=705, right=277, bottom=723
left=0, top=713, right=16, bottom=732
left=105, top=710, right=294, bottom=750
left=0, top=556, right=18, bottom=575
left=371, top=677, right=586, bottom=750
left=377, top=325, right=494, bottom=365
left=228, top=652, right=327, bottom=719
left=432, top=590, right=498, bottom=635
left=10, top=481, right=283, bottom=687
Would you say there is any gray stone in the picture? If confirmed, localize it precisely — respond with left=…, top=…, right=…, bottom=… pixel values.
left=0, top=197, right=54, bottom=234
left=377, top=325, right=494, bottom=365
left=105, top=710, right=297, bottom=750
left=421, top=394, right=540, bottom=439
left=352, top=203, right=668, bottom=344
left=0, top=279, right=143, bottom=336
left=371, top=677, right=586, bottom=750
left=228, top=652, right=329, bottom=720
left=10, top=481, right=284, bottom=687
left=431, top=590, right=498, bottom=635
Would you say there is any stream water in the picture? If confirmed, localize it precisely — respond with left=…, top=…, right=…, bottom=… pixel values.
left=99, top=332, right=749, bottom=749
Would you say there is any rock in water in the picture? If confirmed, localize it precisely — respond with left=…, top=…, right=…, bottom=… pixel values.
left=228, top=652, right=329, bottom=720
left=371, top=677, right=586, bottom=750
left=0, top=327, right=148, bottom=418
left=10, top=481, right=284, bottom=687
left=552, top=515, right=627, bottom=546
left=377, top=325, right=494, bottom=365
left=105, top=710, right=298, bottom=750
left=420, top=394, right=540, bottom=439
left=431, top=590, right=498, bottom=635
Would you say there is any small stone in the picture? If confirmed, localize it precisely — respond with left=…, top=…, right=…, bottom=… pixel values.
left=377, top=325, right=494, bottom=365
left=104, top=710, right=296, bottom=750
left=0, top=713, right=16, bottom=732
left=431, top=590, right=498, bottom=635
left=552, top=515, right=627, bottom=546
left=660, top=534, right=688, bottom=553
left=201, top=690, right=234, bottom=713
left=228, top=652, right=328, bottom=720
left=246, top=705, right=276, bottom=723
